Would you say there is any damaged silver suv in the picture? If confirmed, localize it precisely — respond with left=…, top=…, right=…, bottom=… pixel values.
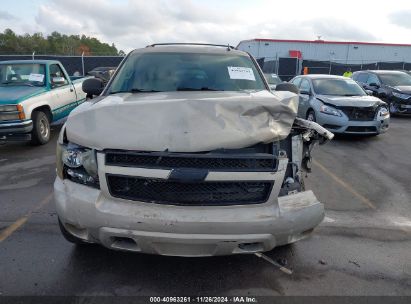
left=54, top=43, right=333, bottom=256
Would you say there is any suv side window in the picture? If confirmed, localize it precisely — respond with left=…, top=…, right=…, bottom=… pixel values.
left=355, top=73, right=369, bottom=83
left=49, top=64, right=68, bottom=87
left=300, top=79, right=311, bottom=93
left=366, top=74, right=380, bottom=86
left=291, top=77, right=302, bottom=88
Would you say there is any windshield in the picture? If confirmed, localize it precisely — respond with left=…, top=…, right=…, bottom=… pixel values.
left=312, top=78, right=366, bottom=96
left=0, top=63, right=46, bottom=87
left=264, top=73, right=281, bottom=85
left=108, top=52, right=266, bottom=93
left=379, top=73, right=411, bottom=86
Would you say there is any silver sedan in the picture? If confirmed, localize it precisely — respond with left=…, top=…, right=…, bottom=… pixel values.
left=289, top=75, right=390, bottom=135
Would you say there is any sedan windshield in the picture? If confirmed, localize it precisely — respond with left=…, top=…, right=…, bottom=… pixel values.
left=264, top=73, right=282, bottom=85
left=0, top=63, right=46, bottom=86
left=312, top=78, right=366, bottom=96
left=108, top=52, right=266, bottom=93
left=379, top=73, right=411, bottom=87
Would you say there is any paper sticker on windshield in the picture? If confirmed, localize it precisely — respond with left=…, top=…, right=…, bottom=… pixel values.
left=227, top=67, right=256, bottom=81
left=29, top=73, right=44, bottom=82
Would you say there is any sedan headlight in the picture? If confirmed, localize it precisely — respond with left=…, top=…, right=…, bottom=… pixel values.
left=320, top=105, right=342, bottom=117
left=392, top=92, right=410, bottom=100
left=57, top=142, right=99, bottom=188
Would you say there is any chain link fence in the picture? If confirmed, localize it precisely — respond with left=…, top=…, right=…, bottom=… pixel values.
left=256, top=57, right=411, bottom=81
left=2, top=53, right=410, bottom=80
left=0, top=54, right=125, bottom=75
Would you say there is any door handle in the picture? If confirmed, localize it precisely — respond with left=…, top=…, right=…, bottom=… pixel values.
left=70, top=88, right=74, bottom=92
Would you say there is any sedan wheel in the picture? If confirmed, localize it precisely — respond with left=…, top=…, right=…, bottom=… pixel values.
left=307, top=110, right=316, bottom=122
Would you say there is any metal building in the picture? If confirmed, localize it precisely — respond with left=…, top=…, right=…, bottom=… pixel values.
left=237, top=39, right=411, bottom=80
left=237, top=39, right=411, bottom=63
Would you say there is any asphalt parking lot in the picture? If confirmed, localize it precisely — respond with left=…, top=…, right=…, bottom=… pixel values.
left=0, top=118, right=410, bottom=297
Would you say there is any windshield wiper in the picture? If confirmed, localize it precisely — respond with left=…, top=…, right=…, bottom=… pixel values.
left=177, top=87, right=220, bottom=91
left=0, top=81, right=38, bottom=87
left=109, top=88, right=163, bottom=94
left=130, top=88, right=163, bottom=92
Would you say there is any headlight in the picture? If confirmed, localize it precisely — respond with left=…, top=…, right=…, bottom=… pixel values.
left=320, top=105, right=342, bottom=117
left=392, top=92, right=410, bottom=100
left=377, top=107, right=390, bottom=118
left=58, top=142, right=99, bottom=188
left=0, top=104, right=25, bottom=121
left=0, top=105, right=18, bottom=112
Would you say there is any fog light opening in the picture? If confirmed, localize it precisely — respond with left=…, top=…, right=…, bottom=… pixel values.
left=110, top=236, right=140, bottom=251
left=238, top=242, right=264, bottom=253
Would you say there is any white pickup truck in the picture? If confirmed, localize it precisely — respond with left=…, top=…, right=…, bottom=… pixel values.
left=0, top=60, right=90, bottom=144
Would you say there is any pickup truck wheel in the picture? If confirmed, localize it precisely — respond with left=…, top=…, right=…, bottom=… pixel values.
left=31, top=111, right=50, bottom=145
left=58, top=218, right=89, bottom=245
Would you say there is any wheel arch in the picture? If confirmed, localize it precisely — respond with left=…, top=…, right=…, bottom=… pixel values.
left=32, top=105, right=53, bottom=122
left=306, top=107, right=315, bottom=119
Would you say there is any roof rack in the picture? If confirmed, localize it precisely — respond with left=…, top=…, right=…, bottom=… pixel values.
left=146, top=43, right=236, bottom=50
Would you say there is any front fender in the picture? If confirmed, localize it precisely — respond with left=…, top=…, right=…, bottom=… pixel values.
left=20, top=92, right=51, bottom=119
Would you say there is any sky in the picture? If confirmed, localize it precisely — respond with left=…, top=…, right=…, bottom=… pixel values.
left=1, top=0, right=411, bottom=52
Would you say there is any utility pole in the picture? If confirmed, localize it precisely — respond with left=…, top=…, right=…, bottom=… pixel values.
left=81, top=52, right=85, bottom=76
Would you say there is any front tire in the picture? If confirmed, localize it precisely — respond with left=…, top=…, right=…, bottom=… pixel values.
left=306, top=110, right=316, bottom=122
left=31, top=111, right=50, bottom=145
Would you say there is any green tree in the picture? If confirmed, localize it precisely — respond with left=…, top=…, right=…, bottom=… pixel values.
left=0, top=29, right=121, bottom=56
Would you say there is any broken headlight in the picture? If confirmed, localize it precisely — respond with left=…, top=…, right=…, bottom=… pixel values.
left=57, top=143, right=99, bottom=188
left=392, top=92, right=410, bottom=100
left=320, top=105, right=342, bottom=117
left=377, top=107, right=390, bottom=118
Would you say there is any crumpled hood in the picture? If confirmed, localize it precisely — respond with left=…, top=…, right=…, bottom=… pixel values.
left=66, top=90, right=298, bottom=152
left=316, top=94, right=385, bottom=107
left=393, top=86, right=411, bottom=94
left=0, top=86, right=46, bottom=105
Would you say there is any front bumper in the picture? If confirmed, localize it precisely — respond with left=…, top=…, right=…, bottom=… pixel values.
left=390, top=98, right=411, bottom=114
left=0, top=120, right=33, bottom=141
left=317, top=112, right=389, bottom=134
left=54, top=177, right=324, bottom=256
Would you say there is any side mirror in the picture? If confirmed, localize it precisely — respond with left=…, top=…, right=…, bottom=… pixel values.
left=82, top=78, right=104, bottom=96
left=365, top=90, right=373, bottom=95
left=275, top=82, right=299, bottom=94
left=52, top=77, right=66, bottom=85
left=369, top=83, right=380, bottom=89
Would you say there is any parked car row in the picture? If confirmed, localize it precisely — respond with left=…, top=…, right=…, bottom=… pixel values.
left=263, top=69, right=411, bottom=136
left=352, top=70, right=411, bottom=114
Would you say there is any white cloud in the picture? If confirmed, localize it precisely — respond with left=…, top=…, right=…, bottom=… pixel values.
left=0, top=10, right=17, bottom=20
left=2, top=0, right=411, bottom=52
left=389, top=10, right=411, bottom=29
